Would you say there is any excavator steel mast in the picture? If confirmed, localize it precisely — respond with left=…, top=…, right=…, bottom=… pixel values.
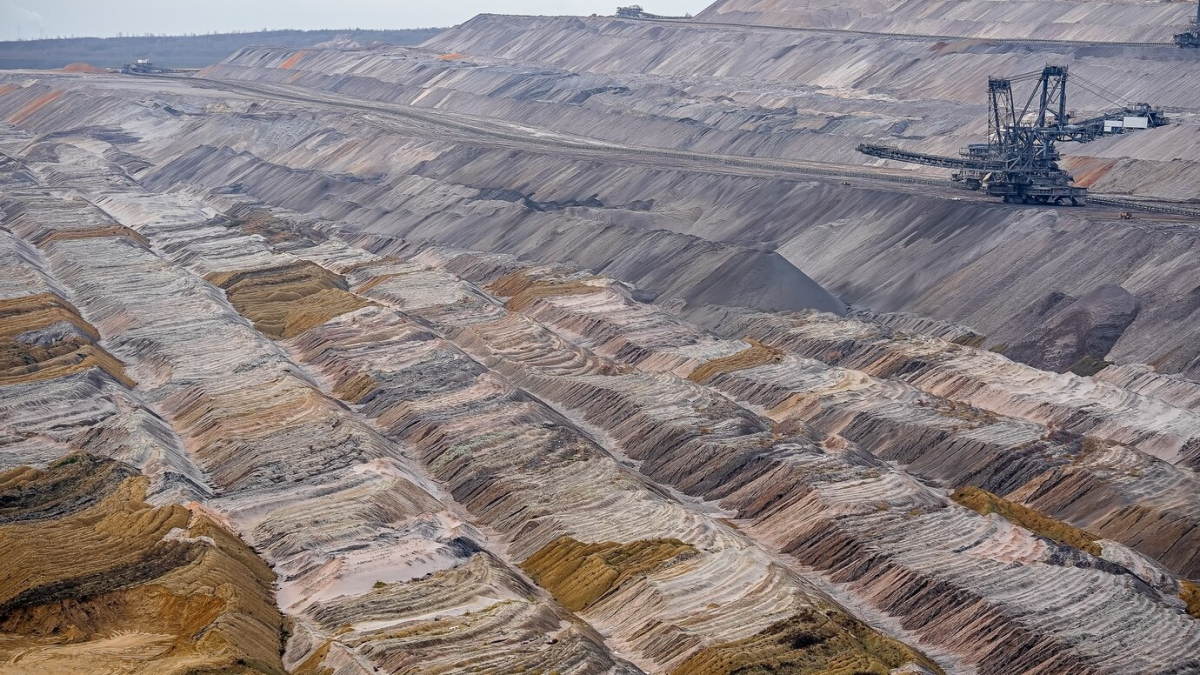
left=1177, top=0, right=1200, bottom=47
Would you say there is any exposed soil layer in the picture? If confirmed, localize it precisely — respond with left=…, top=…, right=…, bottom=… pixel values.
left=673, top=609, right=940, bottom=675
left=60, top=63, right=106, bottom=75
left=689, top=339, right=784, bottom=384
left=4, top=146, right=1198, bottom=671
left=0, top=292, right=134, bottom=387
left=0, top=455, right=287, bottom=675
left=951, top=486, right=1102, bottom=556
left=522, top=537, right=697, bottom=611
left=208, top=261, right=372, bottom=339
left=144, top=23, right=1200, bottom=376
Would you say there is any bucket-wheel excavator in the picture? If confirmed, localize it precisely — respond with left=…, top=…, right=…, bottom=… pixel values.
left=858, top=66, right=1168, bottom=205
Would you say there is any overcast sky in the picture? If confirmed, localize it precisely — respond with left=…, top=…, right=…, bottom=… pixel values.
left=1, top=0, right=712, bottom=40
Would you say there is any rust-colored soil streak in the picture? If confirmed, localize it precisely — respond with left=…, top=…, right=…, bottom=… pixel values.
left=279, top=51, right=307, bottom=70
left=35, top=224, right=151, bottom=248
left=9, top=91, right=63, bottom=126
left=61, top=63, right=106, bottom=75
left=1062, top=156, right=1120, bottom=188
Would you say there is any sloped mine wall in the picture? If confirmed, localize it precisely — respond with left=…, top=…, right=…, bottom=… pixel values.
left=697, top=0, right=1197, bottom=43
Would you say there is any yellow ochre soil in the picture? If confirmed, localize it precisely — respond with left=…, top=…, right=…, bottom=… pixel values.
left=208, top=261, right=372, bottom=339
left=521, top=537, right=696, bottom=612
left=0, top=454, right=287, bottom=674
left=1181, top=580, right=1200, bottom=619
left=487, top=270, right=605, bottom=312
left=0, top=293, right=134, bottom=387
left=689, top=339, right=785, bottom=383
left=671, top=608, right=944, bottom=675
left=951, top=486, right=1103, bottom=556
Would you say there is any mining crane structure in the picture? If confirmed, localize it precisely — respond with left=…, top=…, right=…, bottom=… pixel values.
left=1177, top=0, right=1200, bottom=47
left=617, top=5, right=653, bottom=18
left=858, top=66, right=1168, bottom=205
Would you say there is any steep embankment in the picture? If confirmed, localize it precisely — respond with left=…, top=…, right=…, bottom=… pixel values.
left=696, top=0, right=1197, bottom=42
left=4, top=68, right=1193, bottom=375
left=3, top=59, right=1194, bottom=378
left=201, top=18, right=1200, bottom=189
left=2, top=4, right=1197, bottom=674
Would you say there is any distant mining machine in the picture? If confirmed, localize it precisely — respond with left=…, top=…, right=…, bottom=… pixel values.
left=119, top=59, right=196, bottom=76
left=1177, top=0, right=1200, bottom=47
left=121, top=59, right=158, bottom=74
left=120, top=59, right=180, bottom=75
left=615, top=5, right=691, bottom=19
left=858, top=66, right=1168, bottom=205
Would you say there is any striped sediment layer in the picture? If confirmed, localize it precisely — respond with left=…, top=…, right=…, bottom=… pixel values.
left=189, top=14, right=1200, bottom=375
left=125, top=192, right=943, bottom=673
left=341, top=248, right=1199, bottom=673
left=304, top=244, right=1199, bottom=673
left=0, top=221, right=207, bottom=495
left=516, top=293, right=1200, bottom=582
left=507, top=280, right=1200, bottom=579
left=0, top=167, right=1193, bottom=674
left=299, top=552, right=637, bottom=674
left=287, top=304, right=923, bottom=673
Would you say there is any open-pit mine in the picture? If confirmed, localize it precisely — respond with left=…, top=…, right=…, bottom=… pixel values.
left=2, top=0, right=1200, bottom=673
